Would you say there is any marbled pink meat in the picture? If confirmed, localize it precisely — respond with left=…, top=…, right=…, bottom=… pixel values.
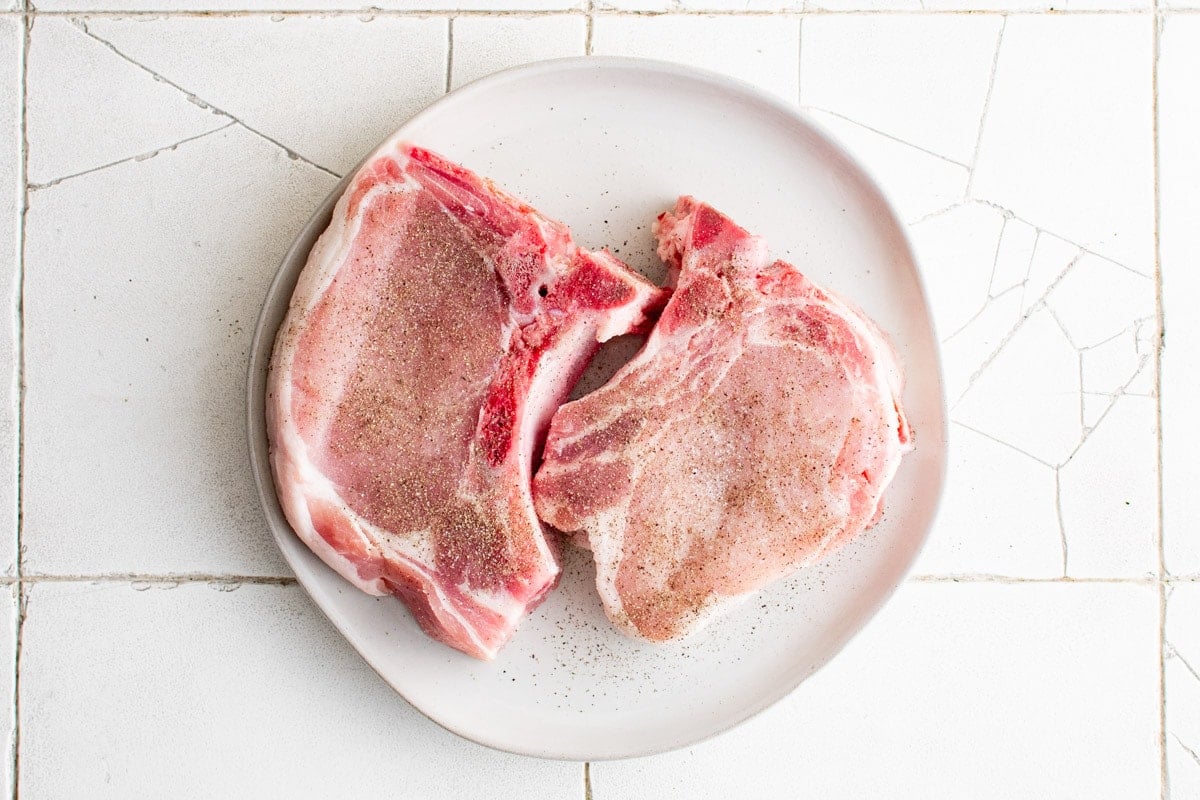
left=267, top=143, right=666, bottom=659
left=533, top=197, right=912, bottom=642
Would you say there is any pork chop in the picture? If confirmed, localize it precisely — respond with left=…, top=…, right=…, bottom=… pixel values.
left=267, top=143, right=666, bottom=660
left=532, top=197, right=912, bottom=642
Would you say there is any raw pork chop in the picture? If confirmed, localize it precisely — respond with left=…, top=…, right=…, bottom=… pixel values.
left=533, top=197, right=912, bottom=642
left=267, top=143, right=666, bottom=660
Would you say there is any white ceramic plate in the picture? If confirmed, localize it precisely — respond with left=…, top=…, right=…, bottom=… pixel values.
left=248, top=57, right=947, bottom=761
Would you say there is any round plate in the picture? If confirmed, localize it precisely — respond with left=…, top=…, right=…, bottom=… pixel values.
left=247, top=57, right=947, bottom=761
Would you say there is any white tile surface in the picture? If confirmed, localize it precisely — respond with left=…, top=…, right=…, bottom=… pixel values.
left=801, top=15, right=1003, bottom=165
left=915, top=426, right=1062, bottom=578
left=989, top=217, right=1038, bottom=297
left=1046, top=255, right=1155, bottom=349
left=451, top=15, right=585, bottom=90
left=805, top=109, right=968, bottom=225
left=1059, top=395, right=1158, bottom=578
left=36, top=0, right=582, bottom=10
left=22, top=126, right=336, bottom=576
left=1160, top=14, right=1200, bottom=577
left=26, top=18, right=226, bottom=186
left=972, top=15, right=1154, bottom=271
left=917, top=194, right=1159, bottom=581
left=1083, top=330, right=1145, bottom=410
left=955, top=307, right=1079, bottom=462
left=591, top=14, right=800, bottom=102
left=1022, top=230, right=1084, bottom=319
left=939, top=285, right=1022, bottom=403
left=807, top=0, right=920, bottom=8
left=396, top=0, right=583, bottom=6
left=909, top=202, right=1005, bottom=338
left=0, top=18, right=18, bottom=578
left=82, top=15, right=448, bottom=176
left=0, top=586, right=14, bottom=797
left=1167, top=583, right=1200, bottom=798
left=0, top=2, right=1179, bottom=793
left=17, top=581, right=579, bottom=798
left=815, top=0, right=1148, bottom=6
left=599, top=0, right=800, bottom=8
left=590, top=582, right=1161, bottom=799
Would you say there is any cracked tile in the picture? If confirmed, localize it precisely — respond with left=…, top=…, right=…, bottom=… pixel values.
left=451, top=15, right=585, bottom=91
left=955, top=307, right=1081, bottom=466
left=940, top=288, right=1021, bottom=404
left=83, top=15, right=448, bottom=176
left=1046, top=254, right=1155, bottom=349
left=1161, top=14, right=1200, bottom=577
left=590, top=583, right=1160, bottom=798
left=0, top=18, right=17, bottom=578
left=1169, top=720, right=1200, bottom=799
left=910, top=202, right=1005, bottom=337
left=805, top=109, right=969, bottom=225
left=23, top=126, right=337, bottom=576
left=1166, top=584, right=1200, bottom=676
left=801, top=15, right=1003, bottom=165
left=1081, top=331, right=1147, bottom=424
left=26, top=18, right=227, bottom=187
left=1166, top=584, right=1200, bottom=797
left=915, top=425, right=1061, bottom=578
left=17, top=582, right=577, bottom=797
left=972, top=16, right=1153, bottom=270
left=988, top=218, right=1037, bottom=297
left=1058, top=395, right=1157, bottom=578
left=1021, top=229, right=1080, bottom=318
left=590, top=14, right=800, bottom=102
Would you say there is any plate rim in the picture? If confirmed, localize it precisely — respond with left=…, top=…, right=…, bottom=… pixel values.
left=246, top=54, right=949, bottom=761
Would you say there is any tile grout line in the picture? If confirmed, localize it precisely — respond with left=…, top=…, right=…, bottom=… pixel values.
left=584, top=0, right=593, bottom=56
left=0, top=7, right=1181, bottom=16
left=12, top=574, right=298, bottom=584
left=444, top=15, right=453, bottom=94
left=583, top=760, right=592, bottom=800
left=10, top=2, right=30, bottom=795
left=1151, top=1, right=1168, bottom=797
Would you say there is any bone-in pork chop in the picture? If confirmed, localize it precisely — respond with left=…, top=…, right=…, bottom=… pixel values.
left=267, top=143, right=666, bottom=659
left=533, top=197, right=912, bottom=642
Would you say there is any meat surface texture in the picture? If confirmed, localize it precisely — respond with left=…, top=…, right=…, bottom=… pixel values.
left=267, top=142, right=666, bottom=660
left=533, top=197, right=913, bottom=642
